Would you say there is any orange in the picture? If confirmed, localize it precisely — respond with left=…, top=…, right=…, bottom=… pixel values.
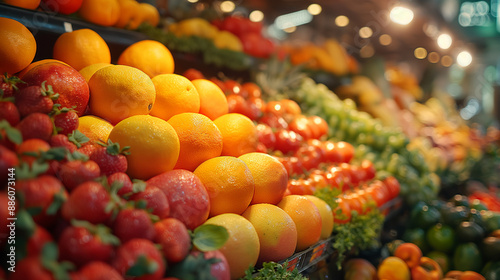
left=0, top=17, right=37, bottom=75
left=138, top=3, right=160, bottom=27
left=204, top=213, right=260, bottom=279
left=53, top=29, right=111, bottom=71
left=114, top=0, right=140, bottom=28
left=150, top=74, right=200, bottom=121
left=108, top=115, right=180, bottom=180
left=213, top=113, right=258, bottom=157
left=242, top=204, right=297, bottom=264
left=304, top=195, right=334, bottom=240
left=117, top=40, right=174, bottom=78
left=79, top=63, right=112, bottom=83
left=77, top=115, right=114, bottom=145
left=18, top=59, right=69, bottom=79
left=191, top=79, right=228, bottom=120
left=238, top=153, right=288, bottom=205
left=277, top=195, right=322, bottom=252
left=3, top=0, right=40, bottom=9
left=88, top=65, right=156, bottom=124
left=78, top=0, right=120, bottom=27
left=167, top=113, right=222, bottom=171
left=193, top=156, right=254, bottom=217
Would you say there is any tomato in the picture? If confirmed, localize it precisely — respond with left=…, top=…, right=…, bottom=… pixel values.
left=227, top=94, right=248, bottom=115
left=246, top=97, right=264, bottom=120
left=361, top=159, right=376, bottom=181
left=181, top=68, right=204, bottom=80
left=265, top=101, right=286, bottom=117
left=240, top=33, right=275, bottom=58
left=280, top=99, right=302, bottom=115
left=41, top=0, right=83, bottom=15
left=341, top=163, right=364, bottom=187
left=323, top=141, right=342, bottom=163
left=259, top=113, right=288, bottom=129
left=294, top=145, right=324, bottom=170
left=323, top=171, right=344, bottom=191
left=256, top=124, right=276, bottom=150
left=343, top=193, right=363, bottom=215
left=274, top=130, right=302, bottom=154
left=308, top=172, right=328, bottom=190
left=277, top=156, right=293, bottom=176
left=209, top=78, right=226, bottom=92
left=333, top=197, right=352, bottom=224
left=383, top=176, right=401, bottom=199
left=336, top=141, right=355, bottom=163
left=287, top=178, right=313, bottom=195
left=241, top=82, right=262, bottom=98
left=220, top=16, right=248, bottom=38
left=288, top=156, right=305, bottom=175
left=288, top=116, right=313, bottom=140
left=366, top=180, right=390, bottom=207
left=224, top=80, right=247, bottom=97
left=329, top=166, right=352, bottom=191
left=307, top=115, right=328, bottom=139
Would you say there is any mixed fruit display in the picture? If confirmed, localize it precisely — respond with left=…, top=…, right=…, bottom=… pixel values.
left=0, top=2, right=500, bottom=279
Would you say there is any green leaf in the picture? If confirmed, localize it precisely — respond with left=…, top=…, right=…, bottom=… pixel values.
left=126, top=255, right=159, bottom=277
left=66, top=150, right=89, bottom=161
left=46, top=189, right=66, bottom=215
left=132, top=180, right=147, bottom=193
left=192, top=224, right=229, bottom=252
left=166, top=253, right=218, bottom=280
left=68, top=130, right=89, bottom=148
left=242, top=261, right=307, bottom=280
left=4, top=125, right=22, bottom=144
left=40, top=147, right=68, bottom=161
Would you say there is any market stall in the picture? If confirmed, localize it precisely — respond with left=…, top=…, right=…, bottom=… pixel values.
left=0, top=0, right=499, bottom=279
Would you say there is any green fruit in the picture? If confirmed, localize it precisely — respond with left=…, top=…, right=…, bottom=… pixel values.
left=427, top=223, right=456, bottom=253
left=411, top=202, right=441, bottom=230
left=453, top=242, right=483, bottom=272
left=482, top=236, right=500, bottom=262
left=482, top=211, right=500, bottom=234
left=441, top=206, right=470, bottom=228
left=402, top=228, right=429, bottom=254
left=426, top=251, right=450, bottom=273
left=456, top=221, right=485, bottom=243
left=449, top=194, right=471, bottom=208
left=482, top=261, right=500, bottom=280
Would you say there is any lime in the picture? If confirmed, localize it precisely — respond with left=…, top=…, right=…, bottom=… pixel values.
left=426, top=250, right=450, bottom=273
left=427, top=223, right=456, bottom=253
left=453, top=242, right=483, bottom=272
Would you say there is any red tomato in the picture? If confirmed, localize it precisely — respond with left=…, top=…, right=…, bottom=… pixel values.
left=361, top=159, right=376, bottom=181
left=255, top=124, right=276, bottom=150
left=288, top=115, right=313, bottom=140
left=343, top=193, right=363, bottom=215
left=259, top=113, right=288, bottom=129
left=246, top=97, right=264, bottom=120
left=323, top=141, right=342, bottom=163
left=367, top=180, right=390, bottom=207
left=277, top=156, right=292, bottom=176
left=224, top=80, right=247, bottom=97
left=209, top=78, right=226, bottom=92
left=323, top=171, right=344, bottom=191
left=333, top=197, right=352, bottom=224
left=265, top=101, right=286, bottom=116
left=220, top=16, right=248, bottom=37
left=274, top=130, right=303, bottom=154
left=288, top=156, right=305, bottom=175
left=336, top=141, right=355, bottom=163
left=294, top=145, right=325, bottom=171
left=41, top=0, right=83, bottom=15
left=227, top=94, right=248, bottom=115
left=182, top=68, right=204, bottom=80
left=280, top=99, right=302, bottom=116
left=328, top=166, right=352, bottom=191
left=240, top=33, right=275, bottom=58
left=308, top=172, right=328, bottom=190
left=241, top=82, right=262, bottom=98
left=307, top=115, right=328, bottom=139
left=287, top=178, right=313, bottom=195
left=383, top=176, right=401, bottom=199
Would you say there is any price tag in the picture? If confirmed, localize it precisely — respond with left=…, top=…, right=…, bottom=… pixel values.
left=63, top=22, right=73, bottom=32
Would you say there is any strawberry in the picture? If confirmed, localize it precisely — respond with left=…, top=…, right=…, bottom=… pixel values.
left=27, top=225, right=53, bottom=257
left=112, top=238, right=166, bottom=280
left=90, top=140, right=129, bottom=176
left=61, top=181, right=115, bottom=224
left=16, top=138, right=51, bottom=166
left=16, top=172, right=67, bottom=228
left=77, top=262, right=124, bottom=280
left=58, top=220, right=119, bottom=268
left=49, top=134, right=77, bottom=153
left=154, top=218, right=191, bottom=264
left=16, top=112, right=53, bottom=141
left=52, top=107, right=79, bottom=135
left=0, top=99, right=20, bottom=126
left=15, top=81, right=59, bottom=117
left=0, top=145, right=18, bottom=184
left=107, top=172, right=133, bottom=197
left=0, top=119, right=22, bottom=150
left=112, top=208, right=156, bottom=243
left=8, top=243, right=73, bottom=280
left=0, top=193, right=10, bottom=243
left=77, top=144, right=97, bottom=157
left=58, top=159, right=101, bottom=191
left=0, top=73, right=24, bottom=98
left=129, top=185, right=170, bottom=219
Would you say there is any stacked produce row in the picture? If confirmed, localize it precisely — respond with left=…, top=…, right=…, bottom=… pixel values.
left=1, top=1, right=500, bottom=280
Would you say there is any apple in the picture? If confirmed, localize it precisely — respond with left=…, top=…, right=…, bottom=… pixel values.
left=21, top=62, right=89, bottom=116
left=344, top=258, right=376, bottom=280
left=394, top=242, right=423, bottom=269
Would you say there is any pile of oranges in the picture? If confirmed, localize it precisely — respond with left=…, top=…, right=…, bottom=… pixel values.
left=0, top=17, right=342, bottom=279
left=3, top=0, right=160, bottom=29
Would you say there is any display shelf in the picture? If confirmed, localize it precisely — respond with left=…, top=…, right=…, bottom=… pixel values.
left=0, top=3, right=149, bottom=61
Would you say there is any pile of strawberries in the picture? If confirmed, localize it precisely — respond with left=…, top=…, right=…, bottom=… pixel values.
left=0, top=73, right=225, bottom=280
